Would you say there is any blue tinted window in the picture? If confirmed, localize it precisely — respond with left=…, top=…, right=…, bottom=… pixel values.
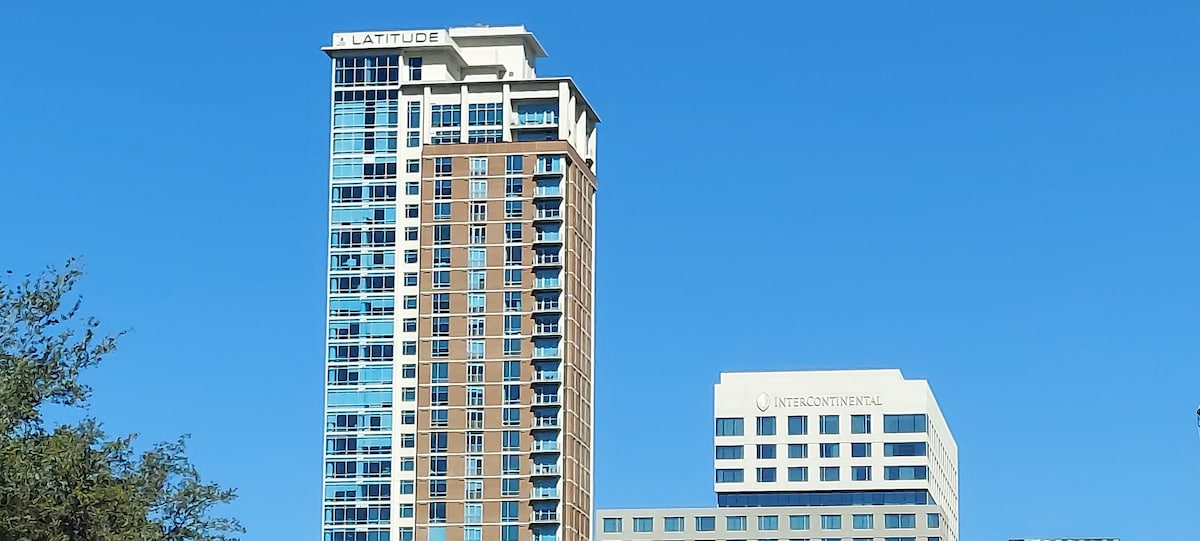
left=820, top=515, right=841, bottom=530
left=756, top=416, right=776, bottom=436
left=819, top=415, right=839, bottom=435
left=787, top=467, right=808, bottom=482
left=851, top=414, right=871, bottom=434
left=883, top=414, right=927, bottom=433
left=716, top=446, right=744, bottom=460
left=757, top=467, right=776, bottom=482
left=695, top=516, right=716, bottom=532
left=883, top=442, right=927, bottom=457
left=726, top=516, right=747, bottom=531
left=788, top=515, right=810, bottom=530
left=787, top=415, right=808, bottom=435
left=758, top=515, right=778, bottom=531
left=757, top=444, right=776, bottom=459
left=602, top=518, right=622, bottom=533
left=883, top=466, right=927, bottom=480
left=788, top=444, right=808, bottom=459
left=716, top=418, right=744, bottom=436
left=716, top=469, right=744, bottom=483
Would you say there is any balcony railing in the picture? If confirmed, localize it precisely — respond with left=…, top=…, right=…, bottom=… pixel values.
left=533, top=416, right=560, bottom=427
left=534, top=278, right=560, bottom=288
left=536, top=208, right=561, bottom=219
left=536, top=232, right=561, bottom=242
left=534, top=347, right=560, bottom=358
left=534, top=394, right=560, bottom=405
left=532, top=510, right=559, bottom=522
left=533, top=371, right=560, bottom=383
left=532, top=488, right=560, bottom=499
left=532, top=440, right=559, bottom=451
left=533, top=463, right=560, bottom=475
left=535, top=252, right=560, bottom=264
left=515, top=111, right=558, bottom=126
left=534, top=186, right=562, bottom=197
left=535, top=323, right=560, bottom=334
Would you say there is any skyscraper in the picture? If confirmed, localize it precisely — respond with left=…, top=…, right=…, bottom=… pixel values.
left=321, top=26, right=598, bottom=541
left=599, top=369, right=959, bottom=541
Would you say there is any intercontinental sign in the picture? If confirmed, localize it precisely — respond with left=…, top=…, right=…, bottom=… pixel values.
left=755, top=392, right=882, bottom=412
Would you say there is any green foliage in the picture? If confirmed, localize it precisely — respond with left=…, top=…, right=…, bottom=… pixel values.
left=0, top=260, right=244, bottom=541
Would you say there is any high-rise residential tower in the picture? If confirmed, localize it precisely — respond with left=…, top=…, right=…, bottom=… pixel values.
left=599, top=369, right=959, bottom=541
left=321, top=26, right=598, bottom=541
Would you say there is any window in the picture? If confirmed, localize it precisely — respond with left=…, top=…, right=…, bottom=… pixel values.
left=430, top=271, right=450, bottom=291
left=501, top=478, right=519, bottom=496
left=927, top=513, right=940, bottom=528
left=501, top=454, right=519, bottom=474
left=716, top=418, right=744, bottom=436
left=470, top=179, right=488, bottom=198
left=788, top=444, right=808, bottom=459
left=504, top=291, right=522, bottom=311
left=788, top=515, right=810, bottom=531
left=851, top=415, right=871, bottom=434
left=820, top=443, right=839, bottom=458
left=727, top=516, right=747, bottom=531
left=757, top=467, right=776, bottom=482
left=505, top=200, right=522, bottom=218
left=434, top=157, right=452, bottom=176
left=695, top=516, right=716, bottom=532
left=430, top=362, right=449, bottom=382
left=434, top=179, right=452, bottom=199
left=503, top=361, right=521, bottom=381
left=820, top=467, right=840, bottom=482
left=602, top=519, right=622, bottom=533
left=851, top=466, right=871, bottom=481
left=787, top=467, right=808, bottom=482
left=505, top=177, right=523, bottom=197
left=504, top=269, right=522, bottom=287
left=787, top=415, right=808, bottom=435
left=505, top=155, right=523, bottom=173
left=500, top=501, right=518, bottom=522
left=852, top=515, right=873, bottom=530
left=430, top=340, right=448, bottom=357
left=505, top=246, right=522, bottom=266
left=468, top=103, right=503, bottom=126
left=716, top=446, right=744, bottom=460
left=758, top=516, right=779, bottom=531
left=715, top=469, right=744, bottom=483
left=851, top=443, right=871, bottom=457
left=503, top=338, right=521, bottom=356
left=820, top=515, right=841, bottom=530
left=884, top=442, right=927, bottom=457
left=663, top=517, right=684, bottom=532
left=407, top=57, right=422, bottom=80
left=756, top=416, right=776, bottom=436
left=883, top=414, right=927, bottom=433
left=883, top=466, right=927, bottom=480
left=633, top=518, right=653, bottom=533
left=884, top=514, right=916, bottom=529
left=504, top=223, right=522, bottom=243
left=431, top=104, right=461, bottom=128
left=819, top=415, right=839, bottom=435
left=757, top=444, right=776, bottom=459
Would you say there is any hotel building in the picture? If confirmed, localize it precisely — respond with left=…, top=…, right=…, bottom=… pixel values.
left=320, top=26, right=599, bottom=541
left=599, top=370, right=958, bottom=541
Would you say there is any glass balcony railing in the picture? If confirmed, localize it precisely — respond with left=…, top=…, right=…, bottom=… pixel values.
left=534, top=394, right=560, bottom=405
left=534, top=278, right=560, bottom=288
left=535, top=299, right=560, bottom=311
left=533, top=416, right=560, bottom=427
left=532, top=440, right=559, bottom=451
left=536, top=208, right=561, bottom=219
left=533, top=463, right=560, bottom=475
left=534, top=347, right=560, bottom=358
left=535, top=323, right=560, bottom=334
left=535, top=252, right=560, bottom=264
left=515, top=110, right=558, bottom=126
left=534, top=186, right=562, bottom=197
left=533, top=371, right=560, bottom=382
left=536, top=232, right=561, bottom=242
left=532, top=510, right=559, bottom=522
left=532, top=488, right=560, bottom=499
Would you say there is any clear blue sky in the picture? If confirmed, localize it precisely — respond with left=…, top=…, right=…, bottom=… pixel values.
left=3, top=1, right=1199, bottom=539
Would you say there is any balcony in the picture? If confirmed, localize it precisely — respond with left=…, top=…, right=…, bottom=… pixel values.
left=535, top=298, right=560, bottom=312
left=534, top=186, right=562, bottom=197
left=535, top=208, right=562, bottom=220
left=532, top=440, right=559, bottom=451
left=534, top=347, right=560, bottom=359
left=532, top=510, right=560, bottom=522
left=532, top=488, right=560, bottom=499
left=514, top=111, right=558, bottom=127
left=532, top=463, right=560, bottom=475
left=534, top=278, right=560, bottom=289
left=535, top=252, right=561, bottom=266
left=534, top=394, right=560, bottom=405
left=535, top=231, right=561, bottom=243
left=533, top=416, right=560, bottom=428
left=533, top=371, right=560, bottom=383
left=535, top=323, right=560, bottom=335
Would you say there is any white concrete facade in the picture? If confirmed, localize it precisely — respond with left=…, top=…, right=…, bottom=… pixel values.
left=599, top=369, right=959, bottom=541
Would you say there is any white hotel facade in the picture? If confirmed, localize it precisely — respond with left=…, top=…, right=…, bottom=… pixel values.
left=599, top=370, right=958, bottom=541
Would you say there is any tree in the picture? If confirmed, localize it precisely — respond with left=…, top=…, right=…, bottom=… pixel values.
left=0, top=260, right=243, bottom=541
